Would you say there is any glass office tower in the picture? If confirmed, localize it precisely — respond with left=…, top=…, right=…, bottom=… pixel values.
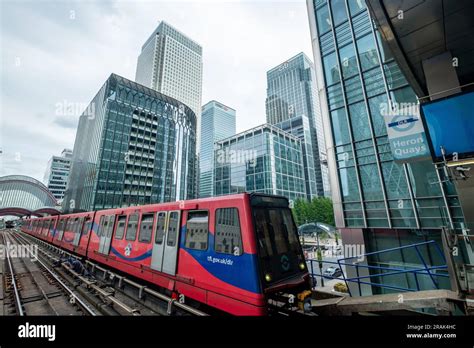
left=199, top=101, right=236, bottom=198
left=214, top=124, right=306, bottom=201
left=135, top=21, right=203, bottom=151
left=63, top=73, right=196, bottom=213
left=266, top=52, right=329, bottom=198
left=307, top=0, right=464, bottom=294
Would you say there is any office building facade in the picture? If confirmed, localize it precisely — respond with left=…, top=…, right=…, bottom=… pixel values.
left=199, top=101, right=236, bottom=198
left=63, top=73, right=197, bottom=213
left=307, top=0, right=464, bottom=294
left=135, top=21, right=203, bottom=151
left=44, top=148, right=72, bottom=201
left=266, top=52, right=329, bottom=198
left=214, top=124, right=306, bottom=201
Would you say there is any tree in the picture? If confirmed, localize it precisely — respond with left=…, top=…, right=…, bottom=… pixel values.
left=292, top=197, right=335, bottom=226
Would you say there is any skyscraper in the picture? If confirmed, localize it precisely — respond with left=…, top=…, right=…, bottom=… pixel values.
left=44, top=148, right=72, bottom=201
left=135, top=21, right=203, bottom=151
left=266, top=52, right=330, bottom=198
left=63, top=74, right=197, bottom=213
left=199, top=101, right=236, bottom=198
left=307, top=0, right=464, bottom=294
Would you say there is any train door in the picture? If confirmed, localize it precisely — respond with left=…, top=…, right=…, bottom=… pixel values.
left=150, top=210, right=181, bottom=275
left=98, top=215, right=115, bottom=254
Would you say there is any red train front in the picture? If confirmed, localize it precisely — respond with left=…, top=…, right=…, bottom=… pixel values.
left=21, top=193, right=311, bottom=315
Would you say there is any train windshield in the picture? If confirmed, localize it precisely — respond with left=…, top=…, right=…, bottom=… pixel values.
left=251, top=195, right=305, bottom=286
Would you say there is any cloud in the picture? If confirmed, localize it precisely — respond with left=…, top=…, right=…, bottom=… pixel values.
left=53, top=116, right=80, bottom=129
left=0, top=0, right=313, bottom=182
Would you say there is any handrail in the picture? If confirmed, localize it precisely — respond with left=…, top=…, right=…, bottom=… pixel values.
left=306, top=240, right=449, bottom=296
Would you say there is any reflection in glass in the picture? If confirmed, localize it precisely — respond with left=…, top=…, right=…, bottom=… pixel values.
left=331, top=0, right=348, bottom=26
left=316, top=4, right=332, bottom=34
left=357, top=34, right=379, bottom=71
left=331, top=108, right=350, bottom=146
left=323, top=52, right=340, bottom=85
left=339, top=43, right=358, bottom=79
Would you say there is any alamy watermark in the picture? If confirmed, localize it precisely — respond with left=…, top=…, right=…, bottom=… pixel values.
left=305, top=243, right=366, bottom=262
left=0, top=243, right=38, bottom=261
left=215, top=148, right=258, bottom=167
left=55, top=99, right=95, bottom=119
left=379, top=100, right=420, bottom=117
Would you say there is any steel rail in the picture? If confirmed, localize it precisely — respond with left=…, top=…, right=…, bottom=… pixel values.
left=8, top=232, right=97, bottom=316
left=3, top=233, right=24, bottom=315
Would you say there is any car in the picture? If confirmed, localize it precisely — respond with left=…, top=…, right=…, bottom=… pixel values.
left=322, top=266, right=342, bottom=279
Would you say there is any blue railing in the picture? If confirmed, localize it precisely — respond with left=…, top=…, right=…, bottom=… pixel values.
left=306, top=240, right=450, bottom=297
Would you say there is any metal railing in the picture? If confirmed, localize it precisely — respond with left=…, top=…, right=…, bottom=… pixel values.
left=307, top=240, right=450, bottom=297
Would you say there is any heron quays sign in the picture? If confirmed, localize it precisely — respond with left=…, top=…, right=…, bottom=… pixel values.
left=382, top=103, right=431, bottom=162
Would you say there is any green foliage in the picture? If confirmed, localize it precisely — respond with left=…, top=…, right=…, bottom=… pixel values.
left=292, top=197, right=335, bottom=227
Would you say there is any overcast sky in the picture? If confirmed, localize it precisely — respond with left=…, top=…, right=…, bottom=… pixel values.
left=0, top=0, right=313, bottom=183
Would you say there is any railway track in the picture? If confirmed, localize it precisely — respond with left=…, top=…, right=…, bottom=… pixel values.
left=9, top=229, right=208, bottom=316
left=1, top=231, right=97, bottom=316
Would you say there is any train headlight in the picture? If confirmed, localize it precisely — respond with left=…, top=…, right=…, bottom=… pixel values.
left=265, top=273, right=272, bottom=282
left=299, top=262, right=306, bottom=270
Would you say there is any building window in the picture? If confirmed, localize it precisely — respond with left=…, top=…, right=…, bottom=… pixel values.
left=316, top=4, right=332, bottom=34
left=339, top=43, right=358, bottom=79
left=357, top=34, right=380, bottom=72
left=331, top=108, right=350, bottom=145
left=348, top=0, right=366, bottom=16
left=349, top=102, right=371, bottom=141
left=359, top=164, right=384, bottom=200
left=368, top=94, right=388, bottom=137
left=185, top=211, right=208, bottom=250
left=323, top=52, right=340, bottom=86
left=339, top=167, right=360, bottom=202
left=215, top=208, right=242, bottom=255
left=331, top=0, right=348, bottom=26
left=138, top=213, right=154, bottom=243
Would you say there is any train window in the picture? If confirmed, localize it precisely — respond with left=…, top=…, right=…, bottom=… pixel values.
left=155, top=212, right=166, bottom=244
left=125, top=214, right=139, bottom=241
left=215, top=208, right=242, bottom=255
left=48, top=219, right=55, bottom=234
left=166, top=211, right=179, bottom=247
left=98, top=216, right=105, bottom=237
left=268, top=210, right=291, bottom=254
left=138, top=214, right=154, bottom=243
left=185, top=211, right=208, bottom=250
left=115, top=215, right=127, bottom=240
left=43, top=220, right=49, bottom=235
left=82, top=218, right=91, bottom=235
left=57, top=220, right=63, bottom=233
left=72, top=218, right=79, bottom=234
left=106, top=215, right=115, bottom=237
left=66, top=219, right=73, bottom=232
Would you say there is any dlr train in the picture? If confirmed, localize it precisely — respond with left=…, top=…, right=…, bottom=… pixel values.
left=21, top=193, right=312, bottom=315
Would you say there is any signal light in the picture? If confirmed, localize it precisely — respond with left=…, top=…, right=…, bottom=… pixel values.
left=299, top=262, right=306, bottom=270
left=265, top=273, right=272, bottom=282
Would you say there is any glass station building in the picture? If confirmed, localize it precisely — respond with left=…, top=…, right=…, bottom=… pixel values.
left=307, top=0, right=465, bottom=294
left=214, top=124, right=306, bottom=201
left=63, top=73, right=197, bottom=213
